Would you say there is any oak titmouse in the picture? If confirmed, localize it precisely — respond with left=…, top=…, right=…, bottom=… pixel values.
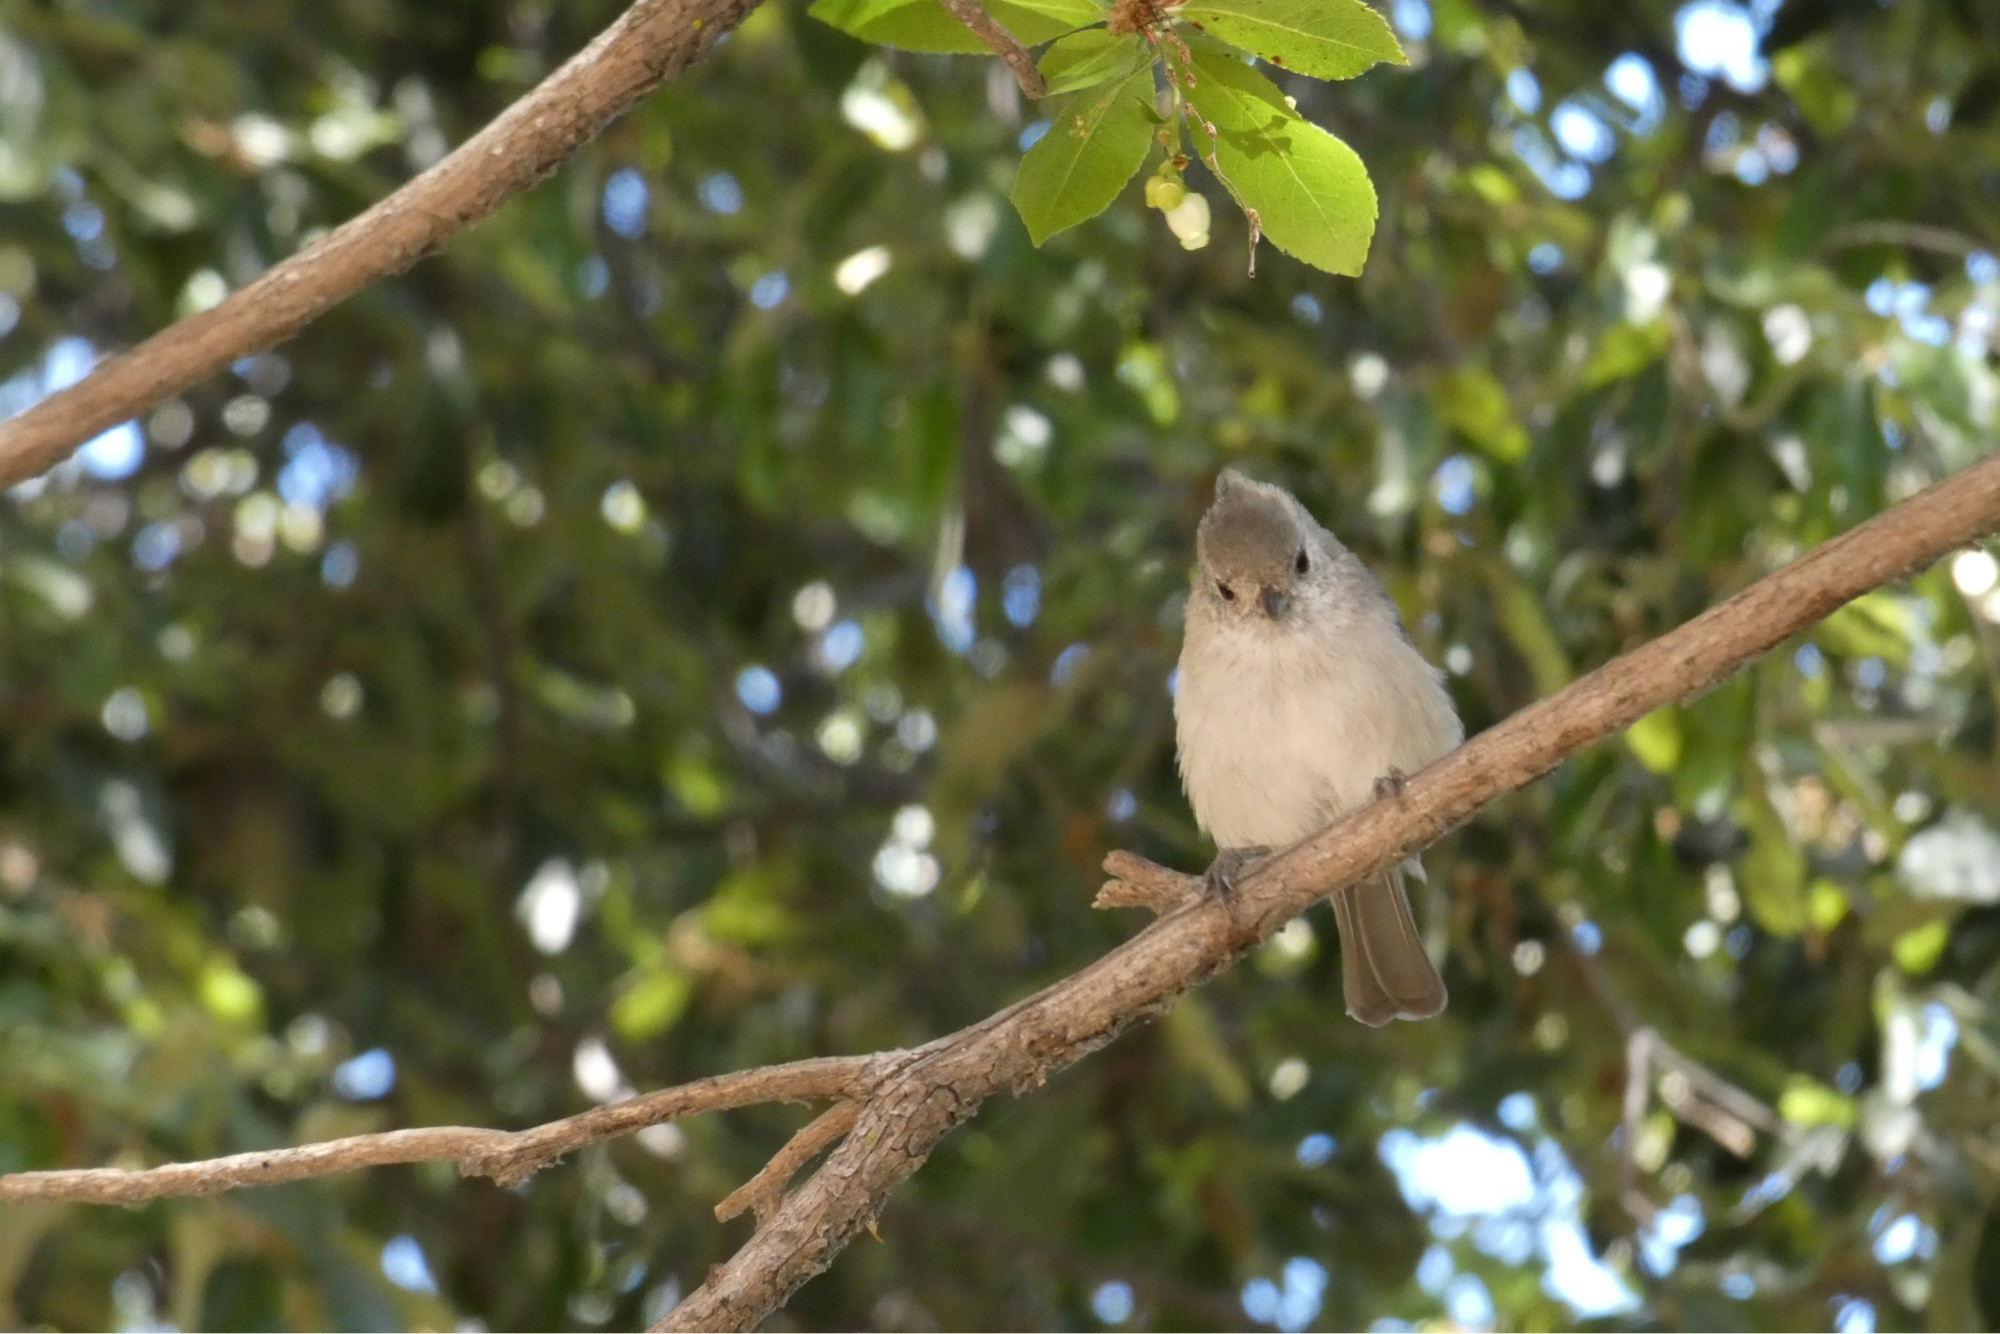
left=1174, top=470, right=1462, bottom=1025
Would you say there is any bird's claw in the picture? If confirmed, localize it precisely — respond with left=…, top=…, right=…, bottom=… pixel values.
left=1373, top=767, right=1407, bottom=801
left=1203, top=846, right=1270, bottom=898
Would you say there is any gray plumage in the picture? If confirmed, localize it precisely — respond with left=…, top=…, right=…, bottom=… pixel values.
left=1174, top=470, right=1462, bottom=1026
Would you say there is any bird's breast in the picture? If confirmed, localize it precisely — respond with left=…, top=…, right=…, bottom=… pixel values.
left=1174, top=618, right=1457, bottom=850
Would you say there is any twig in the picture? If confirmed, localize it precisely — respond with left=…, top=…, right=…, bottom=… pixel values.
left=1094, top=850, right=1202, bottom=914
left=1654, top=1068, right=1757, bottom=1158
left=0, top=0, right=765, bottom=492
left=1567, top=926, right=1781, bottom=1151
left=1155, top=38, right=1263, bottom=274
left=1651, top=1040, right=1783, bottom=1139
left=460, top=1055, right=878, bottom=1186
left=1576, top=921, right=1783, bottom=1216
left=715, top=1102, right=861, bottom=1226
left=457, top=427, right=526, bottom=871
left=1822, top=220, right=1989, bottom=259
left=934, top=0, right=1047, bottom=99
left=1618, top=1028, right=1654, bottom=1211
left=7, top=452, right=2000, bottom=1329
left=0, top=1054, right=873, bottom=1204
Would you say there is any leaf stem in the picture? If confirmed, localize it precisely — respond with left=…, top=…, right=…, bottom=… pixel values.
left=1158, top=41, right=1260, bottom=273
left=935, top=0, right=1048, bottom=98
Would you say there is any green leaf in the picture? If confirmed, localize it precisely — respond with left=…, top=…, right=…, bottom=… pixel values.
left=1437, top=365, right=1528, bottom=460
left=1179, top=0, right=1405, bottom=80
left=1778, top=1076, right=1856, bottom=1129
left=1037, top=28, right=1146, bottom=95
left=611, top=966, right=694, bottom=1040
left=1773, top=39, right=1856, bottom=137
left=810, top=0, right=981, bottom=51
left=703, top=870, right=797, bottom=945
left=992, top=0, right=1106, bottom=38
left=1163, top=996, right=1251, bottom=1110
left=1184, top=51, right=1376, bottom=276
left=1117, top=340, right=1180, bottom=424
left=808, top=0, right=1099, bottom=52
left=1010, top=68, right=1157, bottom=244
left=199, top=958, right=264, bottom=1025
left=1579, top=318, right=1670, bottom=390
left=1893, top=919, right=1951, bottom=975
left=1487, top=564, right=1570, bottom=696
left=1819, top=591, right=1912, bottom=665
left=1808, top=878, right=1850, bottom=931
left=1737, top=788, right=1807, bottom=936
left=1624, top=707, right=1683, bottom=774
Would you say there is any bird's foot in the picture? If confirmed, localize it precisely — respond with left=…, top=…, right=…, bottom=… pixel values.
left=1202, top=846, right=1271, bottom=898
left=1373, top=767, right=1407, bottom=802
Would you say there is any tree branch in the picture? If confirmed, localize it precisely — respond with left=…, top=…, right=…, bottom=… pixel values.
left=1822, top=220, right=1987, bottom=259
left=0, top=1127, right=513, bottom=1207
left=1093, top=849, right=1202, bottom=914
left=933, top=0, right=1048, bottom=99
left=5, top=453, right=1998, bottom=1331
left=0, top=1054, right=872, bottom=1204
left=714, top=1101, right=861, bottom=1226
left=0, top=0, right=765, bottom=492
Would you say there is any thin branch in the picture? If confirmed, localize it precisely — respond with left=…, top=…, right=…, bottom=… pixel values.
left=0, top=1054, right=873, bottom=1204
left=0, top=1127, right=513, bottom=1207
left=460, top=1055, right=881, bottom=1187
left=1653, top=1062, right=1758, bottom=1158
left=1651, top=1040, right=1783, bottom=1139
left=1822, top=220, right=1988, bottom=259
left=934, top=0, right=1047, bottom=99
left=1568, top=915, right=1782, bottom=1141
left=1094, top=850, right=1202, bottom=914
left=457, top=425, right=527, bottom=871
left=715, top=1102, right=861, bottom=1226
left=0, top=0, right=765, bottom=492
left=1576, top=905, right=1782, bottom=1213
left=7, top=453, right=2000, bottom=1329
left=1618, top=1028, right=1654, bottom=1214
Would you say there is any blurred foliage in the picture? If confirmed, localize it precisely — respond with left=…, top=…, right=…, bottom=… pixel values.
left=2, top=0, right=2000, bottom=1330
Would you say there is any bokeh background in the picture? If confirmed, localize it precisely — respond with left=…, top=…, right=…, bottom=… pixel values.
left=3, top=0, right=2000, bottom=1328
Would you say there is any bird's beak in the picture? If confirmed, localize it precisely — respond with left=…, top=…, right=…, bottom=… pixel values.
left=1260, top=587, right=1290, bottom=620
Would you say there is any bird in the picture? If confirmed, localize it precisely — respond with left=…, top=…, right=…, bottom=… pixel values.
left=1173, top=469, right=1462, bottom=1025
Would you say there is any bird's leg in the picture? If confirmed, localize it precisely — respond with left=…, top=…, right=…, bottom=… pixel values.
left=1373, top=766, right=1407, bottom=801
left=1203, top=846, right=1271, bottom=898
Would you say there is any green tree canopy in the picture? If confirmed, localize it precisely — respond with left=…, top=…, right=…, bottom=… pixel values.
left=2, top=0, right=1999, bottom=1329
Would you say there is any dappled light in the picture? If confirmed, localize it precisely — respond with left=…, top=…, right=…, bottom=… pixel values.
left=0, top=0, right=1998, bottom=1328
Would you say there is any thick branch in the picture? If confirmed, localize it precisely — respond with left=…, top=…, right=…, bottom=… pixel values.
left=0, top=0, right=763, bottom=492
left=934, top=0, right=1047, bottom=98
left=657, top=454, right=2000, bottom=1329
left=0, top=1054, right=871, bottom=1204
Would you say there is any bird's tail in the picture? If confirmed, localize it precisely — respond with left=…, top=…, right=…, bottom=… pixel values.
left=1330, top=866, right=1447, bottom=1026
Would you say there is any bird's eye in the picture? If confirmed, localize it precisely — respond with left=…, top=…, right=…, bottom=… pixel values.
left=1217, top=583, right=1236, bottom=601
left=1294, top=548, right=1309, bottom=574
